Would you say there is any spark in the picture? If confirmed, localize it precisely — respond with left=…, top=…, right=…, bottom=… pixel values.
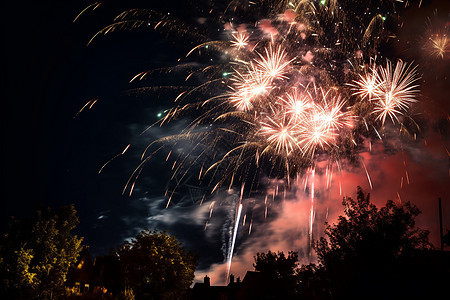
left=361, top=159, right=373, bottom=190
left=428, top=34, right=449, bottom=59
left=254, top=45, right=293, bottom=81
left=98, top=144, right=131, bottom=174
left=229, top=68, right=270, bottom=111
left=374, top=60, right=420, bottom=125
left=351, top=59, right=420, bottom=125
left=74, top=98, right=98, bottom=118
left=227, top=203, right=243, bottom=283
left=350, top=66, right=379, bottom=100
left=297, top=91, right=353, bottom=157
left=280, top=88, right=312, bottom=120
left=231, top=32, right=249, bottom=49
left=260, top=115, right=300, bottom=155
left=309, top=168, right=315, bottom=258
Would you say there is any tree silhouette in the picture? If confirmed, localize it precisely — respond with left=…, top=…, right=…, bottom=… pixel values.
left=0, top=205, right=83, bottom=299
left=253, top=250, right=300, bottom=299
left=302, top=187, right=436, bottom=299
left=116, top=229, right=197, bottom=300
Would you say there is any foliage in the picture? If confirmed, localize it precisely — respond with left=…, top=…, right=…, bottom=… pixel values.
left=296, top=263, right=330, bottom=300
left=0, top=204, right=83, bottom=299
left=119, top=287, right=135, bottom=300
left=299, top=187, right=434, bottom=299
left=253, top=250, right=300, bottom=299
left=116, top=229, right=197, bottom=300
left=316, top=187, right=431, bottom=265
left=253, top=250, right=299, bottom=280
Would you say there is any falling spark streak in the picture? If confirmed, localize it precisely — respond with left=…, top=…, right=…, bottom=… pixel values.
left=98, top=144, right=131, bottom=174
left=129, top=181, right=136, bottom=196
left=199, top=194, right=206, bottom=206
left=361, top=160, right=373, bottom=190
left=73, top=1, right=103, bottom=22
left=166, top=150, right=172, bottom=161
left=309, top=168, right=315, bottom=257
left=209, top=201, right=215, bottom=218
left=240, top=184, right=245, bottom=201
left=74, top=98, right=98, bottom=118
left=89, top=99, right=98, bottom=109
left=373, top=126, right=382, bottom=140
left=227, top=203, right=243, bottom=283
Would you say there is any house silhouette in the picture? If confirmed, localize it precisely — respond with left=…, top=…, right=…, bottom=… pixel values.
left=191, top=271, right=274, bottom=300
left=65, top=249, right=97, bottom=295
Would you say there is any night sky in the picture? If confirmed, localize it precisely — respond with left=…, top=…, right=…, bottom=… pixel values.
left=2, top=0, right=450, bottom=285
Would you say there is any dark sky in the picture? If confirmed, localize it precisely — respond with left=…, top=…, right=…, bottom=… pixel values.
left=2, top=0, right=229, bottom=271
left=2, top=0, right=450, bottom=285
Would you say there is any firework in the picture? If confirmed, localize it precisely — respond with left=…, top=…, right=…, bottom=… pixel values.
left=231, top=32, right=250, bottom=49
left=229, top=67, right=271, bottom=111
left=351, top=60, right=420, bottom=125
left=422, top=11, right=449, bottom=61
left=428, top=34, right=449, bottom=59
left=80, top=0, right=424, bottom=270
left=260, top=115, right=300, bottom=156
left=81, top=0, right=422, bottom=222
left=280, top=88, right=312, bottom=120
left=254, top=45, right=293, bottom=82
left=350, top=65, right=379, bottom=100
left=226, top=203, right=243, bottom=282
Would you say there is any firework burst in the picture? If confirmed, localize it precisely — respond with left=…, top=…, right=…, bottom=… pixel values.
left=351, top=60, right=420, bottom=125
left=422, top=12, right=450, bottom=61
left=79, top=0, right=425, bottom=272
left=78, top=0, right=423, bottom=201
left=428, top=33, right=449, bottom=59
left=260, top=115, right=300, bottom=156
left=231, top=32, right=250, bottom=49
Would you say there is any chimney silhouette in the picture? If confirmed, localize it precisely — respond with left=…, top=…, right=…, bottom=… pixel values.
left=204, top=275, right=210, bottom=286
left=229, top=274, right=235, bottom=284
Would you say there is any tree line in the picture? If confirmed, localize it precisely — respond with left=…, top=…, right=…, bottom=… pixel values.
left=1, top=187, right=448, bottom=299
left=252, top=187, right=448, bottom=299
left=0, top=205, right=197, bottom=300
